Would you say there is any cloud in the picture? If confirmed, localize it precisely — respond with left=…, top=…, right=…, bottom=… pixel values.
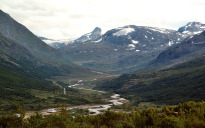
left=0, top=0, right=205, bottom=39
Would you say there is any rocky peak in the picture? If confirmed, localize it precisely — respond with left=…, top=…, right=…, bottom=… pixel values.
left=74, top=27, right=102, bottom=43
left=92, top=27, right=102, bottom=34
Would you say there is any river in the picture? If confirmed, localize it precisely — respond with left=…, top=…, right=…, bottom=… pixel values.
left=25, top=81, right=127, bottom=117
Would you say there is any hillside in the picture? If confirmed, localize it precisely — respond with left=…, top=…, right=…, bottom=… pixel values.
left=96, top=55, right=205, bottom=105
left=0, top=10, right=60, bottom=62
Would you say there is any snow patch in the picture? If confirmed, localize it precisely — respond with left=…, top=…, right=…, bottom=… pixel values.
left=113, top=28, right=135, bottom=36
left=182, top=31, right=190, bottom=34
left=194, top=31, right=202, bottom=35
left=148, top=27, right=171, bottom=34
left=126, top=48, right=135, bottom=50
left=93, top=38, right=102, bottom=43
left=168, top=41, right=174, bottom=46
left=128, top=44, right=135, bottom=48
left=189, top=36, right=194, bottom=39
left=132, top=40, right=139, bottom=44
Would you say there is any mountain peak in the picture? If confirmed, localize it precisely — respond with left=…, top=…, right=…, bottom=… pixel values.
left=74, top=27, right=102, bottom=43
left=178, top=21, right=205, bottom=35
left=92, top=27, right=102, bottom=33
left=187, top=21, right=202, bottom=26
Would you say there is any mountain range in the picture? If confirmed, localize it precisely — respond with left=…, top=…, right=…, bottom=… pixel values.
left=43, top=22, right=205, bottom=73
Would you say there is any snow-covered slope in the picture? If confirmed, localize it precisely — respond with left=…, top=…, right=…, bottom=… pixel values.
left=101, top=25, right=184, bottom=52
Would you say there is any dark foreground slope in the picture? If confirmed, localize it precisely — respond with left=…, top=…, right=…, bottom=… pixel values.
left=96, top=55, right=205, bottom=105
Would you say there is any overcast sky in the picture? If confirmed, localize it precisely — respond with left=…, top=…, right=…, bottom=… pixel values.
left=0, top=0, right=205, bottom=39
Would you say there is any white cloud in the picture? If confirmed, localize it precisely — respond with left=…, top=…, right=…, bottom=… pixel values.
left=0, top=0, right=204, bottom=39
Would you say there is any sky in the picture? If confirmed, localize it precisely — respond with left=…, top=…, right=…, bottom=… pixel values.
left=0, top=0, right=205, bottom=39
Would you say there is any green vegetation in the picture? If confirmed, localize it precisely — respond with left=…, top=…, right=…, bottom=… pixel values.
left=1, top=101, right=205, bottom=127
left=96, top=55, right=205, bottom=105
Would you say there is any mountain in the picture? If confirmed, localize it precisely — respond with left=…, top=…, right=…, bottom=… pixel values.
left=178, top=22, right=205, bottom=35
left=153, top=31, right=205, bottom=65
left=0, top=10, right=59, bottom=61
left=73, top=27, right=102, bottom=44
left=60, top=25, right=186, bottom=73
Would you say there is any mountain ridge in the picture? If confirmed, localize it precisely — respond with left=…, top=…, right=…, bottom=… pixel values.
left=58, top=25, right=188, bottom=73
left=0, top=10, right=60, bottom=61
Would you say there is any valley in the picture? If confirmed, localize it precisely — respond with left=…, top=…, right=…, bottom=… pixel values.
left=0, top=8, right=205, bottom=127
